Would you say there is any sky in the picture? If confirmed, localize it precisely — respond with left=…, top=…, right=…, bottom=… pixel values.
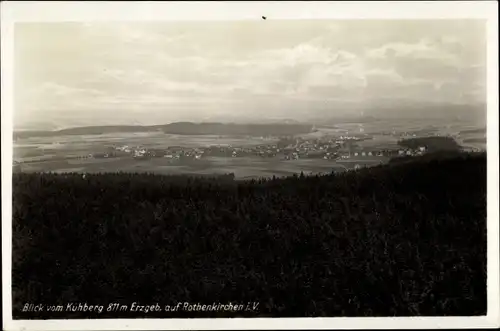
left=14, top=20, right=486, bottom=129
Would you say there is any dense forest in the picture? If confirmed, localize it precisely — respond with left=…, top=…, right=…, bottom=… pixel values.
left=12, top=152, right=486, bottom=318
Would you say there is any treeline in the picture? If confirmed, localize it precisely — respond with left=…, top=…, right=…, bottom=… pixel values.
left=12, top=152, right=486, bottom=318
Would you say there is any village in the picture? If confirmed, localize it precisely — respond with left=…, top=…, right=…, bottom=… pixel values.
left=83, top=134, right=428, bottom=163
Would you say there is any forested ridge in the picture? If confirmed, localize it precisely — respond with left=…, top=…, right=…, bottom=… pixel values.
left=12, top=152, right=487, bottom=318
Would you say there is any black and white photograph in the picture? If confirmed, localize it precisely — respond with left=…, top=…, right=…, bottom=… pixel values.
left=2, top=1, right=499, bottom=330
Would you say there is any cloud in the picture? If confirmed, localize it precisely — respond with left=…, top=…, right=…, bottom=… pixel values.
left=366, top=38, right=461, bottom=66
left=15, top=21, right=487, bottom=127
left=27, top=82, right=104, bottom=97
left=18, top=82, right=105, bottom=114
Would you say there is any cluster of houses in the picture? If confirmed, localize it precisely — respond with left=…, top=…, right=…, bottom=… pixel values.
left=398, top=146, right=427, bottom=156
left=341, top=146, right=427, bottom=158
left=109, top=145, right=205, bottom=160
left=79, top=135, right=429, bottom=162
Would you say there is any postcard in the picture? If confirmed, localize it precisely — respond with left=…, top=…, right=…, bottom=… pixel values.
left=2, top=1, right=499, bottom=330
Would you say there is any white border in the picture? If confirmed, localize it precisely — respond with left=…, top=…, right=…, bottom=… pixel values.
left=1, top=1, right=499, bottom=330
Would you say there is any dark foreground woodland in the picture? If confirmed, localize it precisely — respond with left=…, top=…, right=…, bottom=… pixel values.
left=12, top=152, right=487, bottom=318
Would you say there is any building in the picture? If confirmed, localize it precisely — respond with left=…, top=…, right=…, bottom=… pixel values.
left=134, top=149, right=147, bottom=158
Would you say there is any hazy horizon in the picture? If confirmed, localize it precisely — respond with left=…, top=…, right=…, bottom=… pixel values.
left=14, top=20, right=486, bottom=130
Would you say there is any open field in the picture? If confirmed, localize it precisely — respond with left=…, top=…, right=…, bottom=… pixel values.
left=18, top=156, right=354, bottom=179
left=15, top=132, right=277, bottom=153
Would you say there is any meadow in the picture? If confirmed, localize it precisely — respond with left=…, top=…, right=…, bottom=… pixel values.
left=17, top=156, right=353, bottom=178
left=12, top=152, right=487, bottom=318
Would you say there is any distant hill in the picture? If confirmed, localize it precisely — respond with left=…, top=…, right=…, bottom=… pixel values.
left=13, top=122, right=313, bottom=139
left=13, top=126, right=159, bottom=139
